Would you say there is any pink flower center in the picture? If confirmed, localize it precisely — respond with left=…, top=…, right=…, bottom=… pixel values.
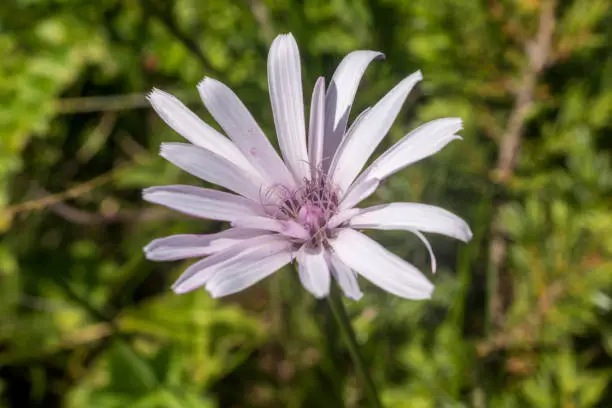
left=298, top=204, right=324, bottom=232
left=263, top=176, right=340, bottom=246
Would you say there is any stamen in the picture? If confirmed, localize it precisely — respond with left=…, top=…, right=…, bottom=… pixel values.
left=261, top=171, right=340, bottom=246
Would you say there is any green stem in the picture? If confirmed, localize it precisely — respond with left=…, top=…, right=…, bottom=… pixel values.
left=326, top=289, right=383, bottom=408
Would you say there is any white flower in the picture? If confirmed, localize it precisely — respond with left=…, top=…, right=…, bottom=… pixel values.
left=143, top=33, right=471, bottom=300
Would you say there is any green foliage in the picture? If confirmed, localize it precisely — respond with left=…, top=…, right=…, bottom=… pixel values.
left=1, top=0, right=611, bottom=406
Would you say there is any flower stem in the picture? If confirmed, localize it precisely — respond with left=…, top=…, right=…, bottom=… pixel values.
left=326, top=289, right=383, bottom=408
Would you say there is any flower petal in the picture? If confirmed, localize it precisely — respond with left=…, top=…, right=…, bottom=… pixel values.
left=330, top=229, right=434, bottom=299
left=160, top=142, right=265, bottom=200
left=197, top=77, right=295, bottom=187
left=327, top=208, right=360, bottom=229
left=297, top=246, right=331, bottom=298
left=329, top=71, right=423, bottom=192
left=323, top=51, right=384, bottom=169
left=410, top=229, right=437, bottom=273
left=339, top=178, right=380, bottom=211
left=144, top=229, right=266, bottom=261
left=147, top=89, right=254, bottom=172
left=143, top=185, right=262, bottom=221
left=346, top=118, right=462, bottom=205
left=348, top=203, right=473, bottom=242
left=328, top=251, right=363, bottom=300
left=308, top=77, right=326, bottom=176
left=345, top=106, right=371, bottom=136
left=207, top=238, right=294, bottom=297
left=172, top=234, right=293, bottom=295
left=231, top=215, right=310, bottom=240
left=268, top=33, right=309, bottom=180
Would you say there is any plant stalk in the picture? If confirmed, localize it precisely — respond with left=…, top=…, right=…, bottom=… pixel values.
left=326, top=289, right=383, bottom=408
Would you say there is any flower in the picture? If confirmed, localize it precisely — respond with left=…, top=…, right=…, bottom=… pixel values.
left=143, top=33, right=472, bottom=300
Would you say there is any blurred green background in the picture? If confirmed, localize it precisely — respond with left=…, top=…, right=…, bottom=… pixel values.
left=1, top=0, right=611, bottom=407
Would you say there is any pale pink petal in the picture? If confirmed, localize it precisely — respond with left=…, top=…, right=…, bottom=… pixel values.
left=147, top=89, right=254, bottom=172
left=327, top=208, right=360, bottom=229
left=410, top=229, right=437, bottom=273
left=143, top=185, right=262, bottom=221
left=172, top=235, right=293, bottom=295
left=206, top=237, right=294, bottom=297
left=197, top=77, right=295, bottom=188
left=329, top=71, right=423, bottom=192
left=268, top=34, right=309, bottom=180
left=323, top=51, right=384, bottom=168
left=349, top=203, right=472, bottom=242
left=330, top=229, right=433, bottom=299
left=346, top=118, right=462, bottom=206
left=144, top=229, right=267, bottom=261
left=297, top=246, right=331, bottom=298
left=160, top=143, right=265, bottom=200
left=339, top=178, right=380, bottom=211
left=307, top=77, right=326, bottom=176
left=231, top=216, right=310, bottom=240
left=328, top=251, right=363, bottom=300
left=344, top=106, right=371, bottom=136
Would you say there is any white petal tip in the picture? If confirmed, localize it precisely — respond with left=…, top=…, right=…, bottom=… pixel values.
left=172, top=280, right=200, bottom=294
left=171, top=277, right=190, bottom=294
left=410, top=279, right=435, bottom=300
left=147, top=88, right=170, bottom=104
left=401, top=287, right=434, bottom=300
left=142, top=242, right=156, bottom=254
left=141, top=187, right=156, bottom=202
left=158, top=142, right=178, bottom=158
left=456, top=222, right=474, bottom=243
left=146, top=88, right=158, bottom=100
left=352, top=50, right=386, bottom=61
left=273, top=32, right=295, bottom=44
left=171, top=285, right=187, bottom=295
left=419, top=283, right=435, bottom=299
left=197, top=76, right=217, bottom=91
left=143, top=252, right=158, bottom=262
left=206, top=285, right=232, bottom=299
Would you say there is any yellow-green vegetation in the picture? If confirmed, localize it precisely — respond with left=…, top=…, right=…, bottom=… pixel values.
left=0, top=0, right=610, bottom=406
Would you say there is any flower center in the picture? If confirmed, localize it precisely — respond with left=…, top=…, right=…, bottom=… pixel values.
left=298, top=204, right=324, bottom=231
left=264, top=176, right=340, bottom=245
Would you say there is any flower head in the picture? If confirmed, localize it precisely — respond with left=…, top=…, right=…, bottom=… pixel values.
left=144, top=33, right=472, bottom=300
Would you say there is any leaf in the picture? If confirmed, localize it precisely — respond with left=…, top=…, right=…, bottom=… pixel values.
left=107, top=341, right=158, bottom=395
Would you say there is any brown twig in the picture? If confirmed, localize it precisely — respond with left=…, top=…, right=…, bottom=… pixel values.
left=5, top=179, right=179, bottom=226
left=495, top=1, right=556, bottom=182
left=4, top=171, right=119, bottom=217
left=47, top=200, right=176, bottom=225
left=245, top=0, right=275, bottom=42
left=487, top=0, right=556, bottom=330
